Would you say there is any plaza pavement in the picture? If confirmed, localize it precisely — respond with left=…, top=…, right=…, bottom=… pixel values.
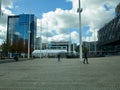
left=0, top=56, right=120, bottom=90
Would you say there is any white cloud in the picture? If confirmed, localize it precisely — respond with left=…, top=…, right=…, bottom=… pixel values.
left=0, top=25, right=6, bottom=44
left=0, top=0, right=120, bottom=45
left=71, top=31, right=79, bottom=43
left=38, top=8, right=79, bottom=43
left=37, top=0, right=120, bottom=44
left=0, top=0, right=14, bottom=45
left=72, top=0, right=120, bottom=42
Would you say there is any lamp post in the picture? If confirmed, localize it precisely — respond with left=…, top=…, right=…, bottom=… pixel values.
left=77, top=0, right=83, bottom=61
left=69, top=29, right=71, bottom=54
left=40, top=19, right=42, bottom=59
left=28, top=15, right=31, bottom=59
left=94, top=29, right=96, bottom=56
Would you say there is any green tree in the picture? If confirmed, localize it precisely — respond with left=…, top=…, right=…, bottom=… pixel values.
left=1, top=41, right=12, bottom=56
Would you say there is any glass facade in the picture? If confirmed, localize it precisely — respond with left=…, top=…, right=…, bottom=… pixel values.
left=98, top=15, right=120, bottom=46
left=115, top=3, right=120, bottom=16
left=98, top=15, right=120, bottom=55
left=7, top=14, right=37, bottom=53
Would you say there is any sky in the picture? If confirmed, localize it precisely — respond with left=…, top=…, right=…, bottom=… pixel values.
left=0, top=0, right=120, bottom=45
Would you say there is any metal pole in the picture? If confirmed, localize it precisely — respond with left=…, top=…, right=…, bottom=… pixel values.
left=28, top=15, right=31, bottom=59
left=68, top=29, right=71, bottom=54
left=45, top=22, right=48, bottom=58
left=94, top=29, right=96, bottom=55
left=78, top=0, right=83, bottom=61
left=40, top=19, right=42, bottom=59
left=89, top=36, right=90, bottom=51
left=0, top=0, right=2, bottom=15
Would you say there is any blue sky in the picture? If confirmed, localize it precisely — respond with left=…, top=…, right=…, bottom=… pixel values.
left=0, top=0, right=120, bottom=45
left=10, top=0, right=72, bottom=18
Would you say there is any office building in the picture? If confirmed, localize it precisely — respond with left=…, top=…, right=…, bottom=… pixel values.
left=47, top=41, right=77, bottom=52
left=7, top=14, right=37, bottom=54
left=98, top=14, right=120, bottom=55
left=35, top=37, right=41, bottom=50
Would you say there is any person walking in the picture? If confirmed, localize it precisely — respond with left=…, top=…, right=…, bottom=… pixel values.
left=57, top=53, right=61, bottom=62
left=14, top=53, right=18, bottom=61
left=83, top=46, right=89, bottom=64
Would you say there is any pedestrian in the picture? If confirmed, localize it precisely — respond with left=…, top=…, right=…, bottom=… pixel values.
left=14, top=53, right=18, bottom=61
left=57, top=53, right=61, bottom=62
left=83, top=46, right=89, bottom=64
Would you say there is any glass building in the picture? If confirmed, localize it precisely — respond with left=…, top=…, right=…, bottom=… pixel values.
left=97, top=3, right=120, bottom=56
left=115, top=3, right=120, bottom=16
left=98, top=14, right=120, bottom=55
left=7, top=14, right=37, bottom=54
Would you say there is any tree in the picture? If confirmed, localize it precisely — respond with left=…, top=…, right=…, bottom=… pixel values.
left=1, top=41, right=12, bottom=56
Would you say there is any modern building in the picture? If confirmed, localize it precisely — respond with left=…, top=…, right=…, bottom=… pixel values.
left=7, top=14, right=37, bottom=54
left=83, top=41, right=102, bottom=57
left=35, top=37, right=41, bottom=50
left=115, top=3, right=120, bottom=16
left=47, top=41, right=77, bottom=52
left=83, top=41, right=97, bottom=52
left=48, top=42, right=68, bottom=50
left=32, top=41, right=77, bottom=58
left=98, top=14, right=120, bottom=55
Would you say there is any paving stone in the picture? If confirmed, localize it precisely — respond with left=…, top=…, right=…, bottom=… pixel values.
left=0, top=56, right=120, bottom=90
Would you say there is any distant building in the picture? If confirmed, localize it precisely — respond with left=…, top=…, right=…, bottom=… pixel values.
left=35, top=37, right=41, bottom=50
left=83, top=41, right=101, bottom=57
left=48, top=42, right=68, bottom=50
left=47, top=41, right=77, bottom=53
left=32, top=41, right=77, bottom=58
left=7, top=14, right=37, bottom=53
left=83, top=41, right=97, bottom=52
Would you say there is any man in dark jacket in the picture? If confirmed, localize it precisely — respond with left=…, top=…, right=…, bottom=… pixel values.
left=14, top=53, right=18, bottom=61
left=83, top=46, right=89, bottom=64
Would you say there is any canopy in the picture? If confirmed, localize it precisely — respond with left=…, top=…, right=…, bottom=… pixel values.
left=32, top=49, right=67, bottom=57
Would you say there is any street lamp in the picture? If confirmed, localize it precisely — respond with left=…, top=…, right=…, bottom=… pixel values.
left=40, top=19, right=42, bottom=59
left=77, top=0, right=83, bottom=61
left=68, top=29, right=71, bottom=54
left=28, top=15, right=31, bottom=59
left=28, top=30, right=31, bottom=59
left=94, top=29, right=97, bottom=55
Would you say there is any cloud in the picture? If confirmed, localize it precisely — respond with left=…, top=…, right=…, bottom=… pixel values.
left=0, top=0, right=120, bottom=45
left=0, top=25, right=6, bottom=44
left=72, top=0, right=120, bottom=41
left=37, top=0, right=120, bottom=43
left=42, top=9, right=78, bottom=33
left=38, top=8, right=79, bottom=43
left=0, top=0, right=14, bottom=45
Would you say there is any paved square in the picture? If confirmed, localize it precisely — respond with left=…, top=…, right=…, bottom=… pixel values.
left=0, top=56, right=120, bottom=90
